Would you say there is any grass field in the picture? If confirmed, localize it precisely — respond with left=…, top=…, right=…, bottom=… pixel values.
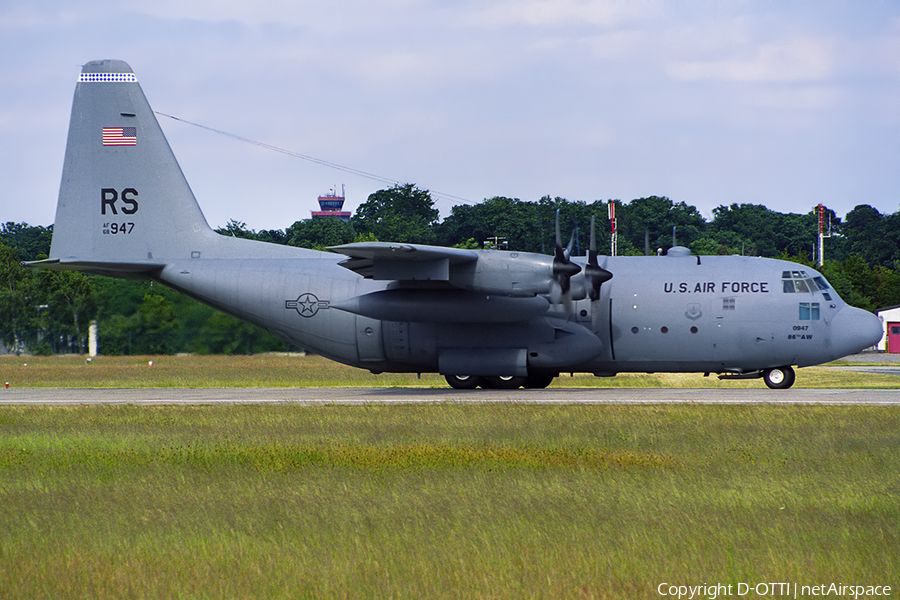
left=0, top=403, right=897, bottom=599
left=0, top=354, right=897, bottom=598
left=1, top=352, right=899, bottom=389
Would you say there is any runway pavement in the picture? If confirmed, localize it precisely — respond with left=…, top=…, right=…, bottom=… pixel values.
left=829, top=366, right=900, bottom=377
left=1, top=387, right=898, bottom=405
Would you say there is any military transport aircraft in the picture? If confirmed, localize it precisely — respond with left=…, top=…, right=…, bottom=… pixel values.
left=26, top=60, right=884, bottom=389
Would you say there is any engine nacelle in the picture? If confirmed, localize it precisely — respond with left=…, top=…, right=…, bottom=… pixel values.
left=448, top=250, right=555, bottom=296
left=329, top=242, right=585, bottom=300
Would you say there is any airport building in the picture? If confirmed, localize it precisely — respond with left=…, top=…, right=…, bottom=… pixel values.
left=876, top=305, right=900, bottom=353
left=311, top=187, right=352, bottom=223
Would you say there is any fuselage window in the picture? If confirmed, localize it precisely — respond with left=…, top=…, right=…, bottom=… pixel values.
left=799, top=302, right=820, bottom=321
left=723, top=298, right=735, bottom=310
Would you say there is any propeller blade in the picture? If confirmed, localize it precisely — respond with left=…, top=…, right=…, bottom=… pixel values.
left=550, top=280, right=562, bottom=305
left=555, top=209, right=563, bottom=248
left=563, top=292, right=574, bottom=316
left=585, top=214, right=612, bottom=303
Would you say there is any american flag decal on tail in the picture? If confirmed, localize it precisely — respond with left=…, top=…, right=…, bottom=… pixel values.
left=102, top=127, right=137, bottom=146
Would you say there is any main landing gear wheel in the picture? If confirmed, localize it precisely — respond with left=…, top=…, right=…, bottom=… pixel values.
left=445, top=374, right=484, bottom=389
left=444, top=374, right=553, bottom=390
left=484, top=375, right=528, bottom=389
left=762, top=366, right=795, bottom=390
left=523, top=375, right=555, bottom=389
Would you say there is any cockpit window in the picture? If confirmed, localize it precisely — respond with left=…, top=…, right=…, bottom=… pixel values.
left=812, top=276, right=829, bottom=290
left=782, top=270, right=828, bottom=294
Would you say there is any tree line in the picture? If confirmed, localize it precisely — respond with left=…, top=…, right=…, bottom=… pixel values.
left=2, top=185, right=899, bottom=355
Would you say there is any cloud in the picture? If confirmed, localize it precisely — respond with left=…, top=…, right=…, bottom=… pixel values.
left=1, top=0, right=898, bottom=230
left=467, top=0, right=653, bottom=29
left=667, top=36, right=835, bottom=83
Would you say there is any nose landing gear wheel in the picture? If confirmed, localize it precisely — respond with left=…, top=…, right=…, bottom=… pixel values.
left=445, top=375, right=484, bottom=389
left=763, top=366, right=795, bottom=389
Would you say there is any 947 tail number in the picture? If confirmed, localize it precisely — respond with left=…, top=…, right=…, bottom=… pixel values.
left=102, top=222, right=135, bottom=235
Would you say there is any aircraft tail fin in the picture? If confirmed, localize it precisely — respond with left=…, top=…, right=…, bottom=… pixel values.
left=44, top=60, right=215, bottom=272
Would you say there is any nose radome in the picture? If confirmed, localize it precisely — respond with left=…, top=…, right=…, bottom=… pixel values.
left=831, top=307, right=883, bottom=356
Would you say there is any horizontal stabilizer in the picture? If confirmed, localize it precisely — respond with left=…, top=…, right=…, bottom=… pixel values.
left=23, top=258, right=165, bottom=278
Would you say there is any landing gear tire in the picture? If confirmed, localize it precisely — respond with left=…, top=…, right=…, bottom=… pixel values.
left=484, top=375, right=527, bottom=389
left=445, top=374, right=484, bottom=390
left=523, top=375, right=555, bottom=389
left=763, top=366, right=795, bottom=390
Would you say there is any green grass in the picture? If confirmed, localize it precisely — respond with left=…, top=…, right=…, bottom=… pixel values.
left=1, top=353, right=898, bottom=388
left=0, top=403, right=897, bottom=599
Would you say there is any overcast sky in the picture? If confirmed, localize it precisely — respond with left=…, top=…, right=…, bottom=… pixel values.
left=2, top=1, right=898, bottom=231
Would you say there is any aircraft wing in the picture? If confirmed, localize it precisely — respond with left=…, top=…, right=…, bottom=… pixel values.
left=328, top=242, right=477, bottom=281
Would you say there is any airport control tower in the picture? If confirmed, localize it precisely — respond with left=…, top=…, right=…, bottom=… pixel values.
left=311, top=186, right=351, bottom=223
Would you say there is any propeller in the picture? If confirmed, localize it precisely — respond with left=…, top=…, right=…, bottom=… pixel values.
left=584, top=215, right=613, bottom=330
left=585, top=216, right=613, bottom=302
left=550, top=210, right=582, bottom=312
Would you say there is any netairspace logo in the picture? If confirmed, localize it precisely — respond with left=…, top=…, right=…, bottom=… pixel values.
left=656, top=582, right=893, bottom=599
